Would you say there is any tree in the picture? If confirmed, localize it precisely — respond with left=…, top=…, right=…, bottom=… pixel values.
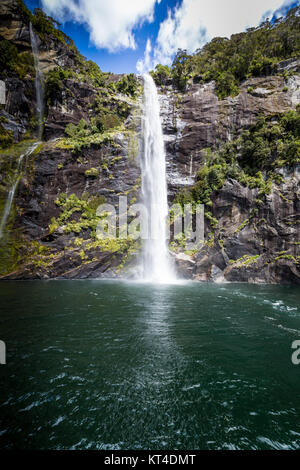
left=151, top=64, right=171, bottom=86
left=171, top=49, right=191, bottom=91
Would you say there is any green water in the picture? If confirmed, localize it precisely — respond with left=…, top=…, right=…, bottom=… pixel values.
left=0, top=280, right=299, bottom=450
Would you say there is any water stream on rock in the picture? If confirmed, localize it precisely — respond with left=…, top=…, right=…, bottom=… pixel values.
left=0, top=142, right=39, bottom=239
left=140, top=74, right=175, bottom=283
left=29, top=22, right=44, bottom=139
left=0, top=24, right=43, bottom=240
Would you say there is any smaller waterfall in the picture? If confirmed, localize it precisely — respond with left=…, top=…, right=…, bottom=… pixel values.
left=30, top=23, right=44, bottom=138
left=140, top=74, right=175, bottom=283
left=0, top=25, right=43, bottom=240
left=0, top=143, right=39, bottom=239
left=189, top=155, right=193, bottom=177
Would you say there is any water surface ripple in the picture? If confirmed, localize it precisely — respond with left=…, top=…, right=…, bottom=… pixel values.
left=0, top=280, right=299, bottom=450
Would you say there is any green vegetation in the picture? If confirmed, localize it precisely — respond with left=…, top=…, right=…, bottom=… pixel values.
left=92, top=104, right=123, bottom=133
left=235, top=219, right=250, bottom=234
left=64, top=119, right=90, bottom=139
left=57, top=117, right=123, bottom=153
left=152, top=6, right=300, bottom=96
left=86, top=237, right=136, bottom=255
left=219, top=107, right=300, bottom=173
left=52, top=69, right=138, bottom=151
left=115, top=74, right=141, bottom=98
left=150, top=64, right=172, bottom=87
left=45, top=67, right=75, bottom=104
left=175, top=163, right=226, bottom=207
left=174, top=106, right=300, bottom=227
left=85, top=168, right=99, bottom=177
left=58, top=76, right=139, bottom=152
left=44, top=62, right=111, bottom=106
left=84, top=60, right=107, bottom=86
left=0, top=118, right=14, bottom=148
left=45, top=192, right=138, bottom=272
left=229, top=254, right=260, bottom=267
left=274, top=252, right=300, bottom=263
left=51, top=193, right=107, bottom=236
left=0, top=40, right=34, bottom=79
left=16, top=1, right=77, bottom=50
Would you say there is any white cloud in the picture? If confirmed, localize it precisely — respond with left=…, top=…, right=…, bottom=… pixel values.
left=136, top=39, right=153, bottom=74
left=41, top=0, right=160, bottom=52
left=139, top=0, right=297, bottom=71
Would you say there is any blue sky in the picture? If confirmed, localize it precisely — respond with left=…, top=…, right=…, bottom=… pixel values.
left=24, top=0, right=299, bottom=74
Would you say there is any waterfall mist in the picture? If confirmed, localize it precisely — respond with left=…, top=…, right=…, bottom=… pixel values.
left=139, top=74, right=175, bottom=283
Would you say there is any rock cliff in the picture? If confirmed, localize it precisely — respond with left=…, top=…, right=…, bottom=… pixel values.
left=159, top=72, right=300, bottom=284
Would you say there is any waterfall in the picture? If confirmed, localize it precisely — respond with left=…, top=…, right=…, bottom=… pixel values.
left=0, top=142, right=39, bottom=239
left=0, top=25, right=43, bottom=240
left=189, top=155, right=193, bottom=177
left=29, top=23, right=44, bottom=138
left=139, top=74, right=175, bottom=283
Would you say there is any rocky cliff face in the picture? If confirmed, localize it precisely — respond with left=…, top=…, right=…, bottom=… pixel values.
left=159, top=71, right=300, bottom=284
left=0, top=0, right=82, bottom=141
left=0, top=0, right=142, bottom=279
left=0, top=0, right=299, bottom=284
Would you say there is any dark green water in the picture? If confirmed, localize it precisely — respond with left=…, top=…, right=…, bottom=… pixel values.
left=0, top=280, right=300, bottom=450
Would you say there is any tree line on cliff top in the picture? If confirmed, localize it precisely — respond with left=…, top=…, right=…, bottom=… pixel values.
left=151, top=6, right=300, bottom=97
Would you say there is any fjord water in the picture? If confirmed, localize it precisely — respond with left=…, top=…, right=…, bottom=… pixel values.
left=0, top=280, right=300, bottom=450
left=140, top=74, right=174, bottom=283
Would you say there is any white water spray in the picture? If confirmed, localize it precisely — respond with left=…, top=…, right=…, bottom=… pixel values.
left=30, top=23, right=44, bottom=138
left=140, top=74, right=175, bottom=283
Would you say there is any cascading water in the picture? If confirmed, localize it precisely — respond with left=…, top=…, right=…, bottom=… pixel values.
left=0, top=24, right=43, bottom=239
left=29, top=22, right=44, bottom=138
left=139, top=74, right=175, bottom=283
left=0, top=142, right=39, bottom=239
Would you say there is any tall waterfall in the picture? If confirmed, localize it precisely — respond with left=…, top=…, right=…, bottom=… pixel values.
left=140, top=74, right=174, bottom=283
left=30, top=23, right=44, bottom=138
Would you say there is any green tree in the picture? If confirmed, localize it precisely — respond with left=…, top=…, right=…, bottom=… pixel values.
left=151, top=64, right=171, bottom=86
left=171, top=49, right=192, bottom=91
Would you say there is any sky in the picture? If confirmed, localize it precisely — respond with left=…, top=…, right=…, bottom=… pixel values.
left=24, top=0, right=299, bottom=74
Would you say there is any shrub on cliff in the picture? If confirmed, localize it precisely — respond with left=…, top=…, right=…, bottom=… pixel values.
left=115, top=74, right=140, bottom=97
left=175, top=164, right=226, bottom=206
left=65, top=119, right=90, bottom=138
left=0, top=41, right=18, bottom=73
left=0, top=40, right=34, bottom=78
left=174, top=107, right=300, bottom=212
left=84, top=60, right=107, bottom=87
left=150, top=65, right=171, bottom=86
left=45, top=67, right=74, bottom=105
left=0, top=123, right=14, bottom=149
left=171, top=49, right=192, bottom=91
left=225, top=108, right=300, bottom=172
